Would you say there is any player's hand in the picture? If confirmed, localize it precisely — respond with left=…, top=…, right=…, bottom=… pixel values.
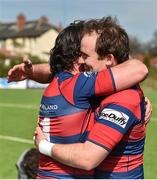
left=34, top=127, right=46, bottom=147
left=7, top=58, right=33, bottom=82
left=144, top=97, right=152, bottom=124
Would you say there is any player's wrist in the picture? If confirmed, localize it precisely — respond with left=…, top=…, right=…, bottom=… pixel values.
left=38, top=139, right=54, bottom=157
left=26, top=65, right=34, bottom=80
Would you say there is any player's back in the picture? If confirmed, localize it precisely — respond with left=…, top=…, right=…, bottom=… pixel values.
left=37, top=69, right=116, bottom=179
left=37, top=72, right=95, bottom=179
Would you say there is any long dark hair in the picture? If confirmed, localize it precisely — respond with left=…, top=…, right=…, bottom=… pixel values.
left=49, top=20, right=84, bottom=77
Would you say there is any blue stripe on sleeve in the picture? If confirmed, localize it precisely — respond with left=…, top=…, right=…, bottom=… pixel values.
left=108, top=68, right=117, bottom=92
left=87, top=139, right=111, bottom=152
left=111, top=137, right=145, bottom=155
left=73, top=72, right=97, bottom=108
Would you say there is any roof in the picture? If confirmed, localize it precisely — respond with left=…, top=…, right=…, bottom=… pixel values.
left=0, top=20, right=60, bottom=39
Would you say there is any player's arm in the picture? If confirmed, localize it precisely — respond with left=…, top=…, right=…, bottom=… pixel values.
left=35, top=95, right=139, bottom=170
left=144, top=97, right=152, bottom=124
left=29, top=63, right=52, bottom=83
left=8, top=59, right=52, bottom=83
left=35, top=127, right=109, bottom=171
left=64, top=59, right=148, bottom=101
left=111, top=59, right=148, bottom=91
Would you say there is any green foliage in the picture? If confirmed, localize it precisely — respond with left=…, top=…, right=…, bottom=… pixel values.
left=129, top=36, right=143, bottom=55
left=129, top=31, right=157, bottom=58
left=141, top=67, right=157, bottom=91
left=143, top=56, right=150, bottom=68
left=148, top=67, right=157, bottom=79
left=0, top=54, right=22, bottom=77
left=0, top=52, right=46, bottom=77
left=147, top=30, right=157, bottom=57
left=12, top=39, right=23, bottom=48
left=26, top=53, right=47, bottom=64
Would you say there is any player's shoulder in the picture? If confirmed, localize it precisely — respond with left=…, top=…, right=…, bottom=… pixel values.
left=103, top=87, right=142, bottom=106
left=43, top=76, right=60, bottom=96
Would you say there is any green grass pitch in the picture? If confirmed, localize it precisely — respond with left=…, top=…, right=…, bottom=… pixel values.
left=0, top=89, right=156, bottom=178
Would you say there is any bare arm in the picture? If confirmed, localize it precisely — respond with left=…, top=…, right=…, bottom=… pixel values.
left=144, top=97, right=152, bottom=124
left=111, top=59, right=148, bottom=91
left=51, top=141, right=109, bottom=171
left=8, top=59, right=52, bottom=83
left=30, top=63, right=52, bottom=83
left=35, top=127, right=109, bottom=171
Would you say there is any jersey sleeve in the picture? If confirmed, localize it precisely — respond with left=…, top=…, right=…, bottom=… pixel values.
left=60, top=68, right=116, bottom=107
left=87, top=90, right=141, bottom=152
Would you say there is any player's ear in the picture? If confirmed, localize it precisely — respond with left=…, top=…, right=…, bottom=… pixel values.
left=105, top=54, right=117, bottom=66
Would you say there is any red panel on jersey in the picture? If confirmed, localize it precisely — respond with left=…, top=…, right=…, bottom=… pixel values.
left=123, top=123, right=146, bottom=141
left=95, top=69, right=115, bottom=96
left=44, top=77, right=60, bottom=97
left=97, top=154, right=143, bottom=172
left=60, top=74, right=79, bottom=105
left=88, top=122, right=122, bottom=150
left=49, top=110, right=94, bottom=136
left=39, top=154, right=94, bottom=177
left=101, top=89, right=142, bottom=119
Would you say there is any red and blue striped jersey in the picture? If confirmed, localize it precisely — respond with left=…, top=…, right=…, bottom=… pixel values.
left=87, top=86, right=146, bottom=179
left=37, top=69, right=115, bottom=179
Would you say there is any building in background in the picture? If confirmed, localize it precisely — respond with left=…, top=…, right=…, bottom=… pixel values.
left=0, top=14, right=61, bottom=61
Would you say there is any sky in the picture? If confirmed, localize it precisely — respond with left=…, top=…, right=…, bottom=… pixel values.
left=0, top=0, right=156, bottom=43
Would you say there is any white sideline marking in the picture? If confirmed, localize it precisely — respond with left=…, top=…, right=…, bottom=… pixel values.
left=0, top=103, right=38, bottom=109
left=0, top=135, right=33, bottom=144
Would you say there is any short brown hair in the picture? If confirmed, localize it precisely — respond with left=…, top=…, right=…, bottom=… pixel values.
left=83, top=16, right=130, bottom=64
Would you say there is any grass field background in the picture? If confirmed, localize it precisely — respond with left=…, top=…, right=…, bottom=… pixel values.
left=0, top=87, right=157, bottom=178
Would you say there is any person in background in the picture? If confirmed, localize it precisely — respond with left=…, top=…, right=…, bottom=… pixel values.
left=16, top=148, right=39, bottom=179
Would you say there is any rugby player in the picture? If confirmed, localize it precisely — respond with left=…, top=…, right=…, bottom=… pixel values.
left=8, top=17, right=149, bottom=178
left=35, top=17, right=149, bottom=179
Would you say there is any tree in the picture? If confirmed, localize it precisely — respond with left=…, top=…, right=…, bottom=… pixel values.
left=0, top=52, right=45, bottom=77
left=147, top=30, right=157, bottom=57
left=129, top=36, right=144, bottom=55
